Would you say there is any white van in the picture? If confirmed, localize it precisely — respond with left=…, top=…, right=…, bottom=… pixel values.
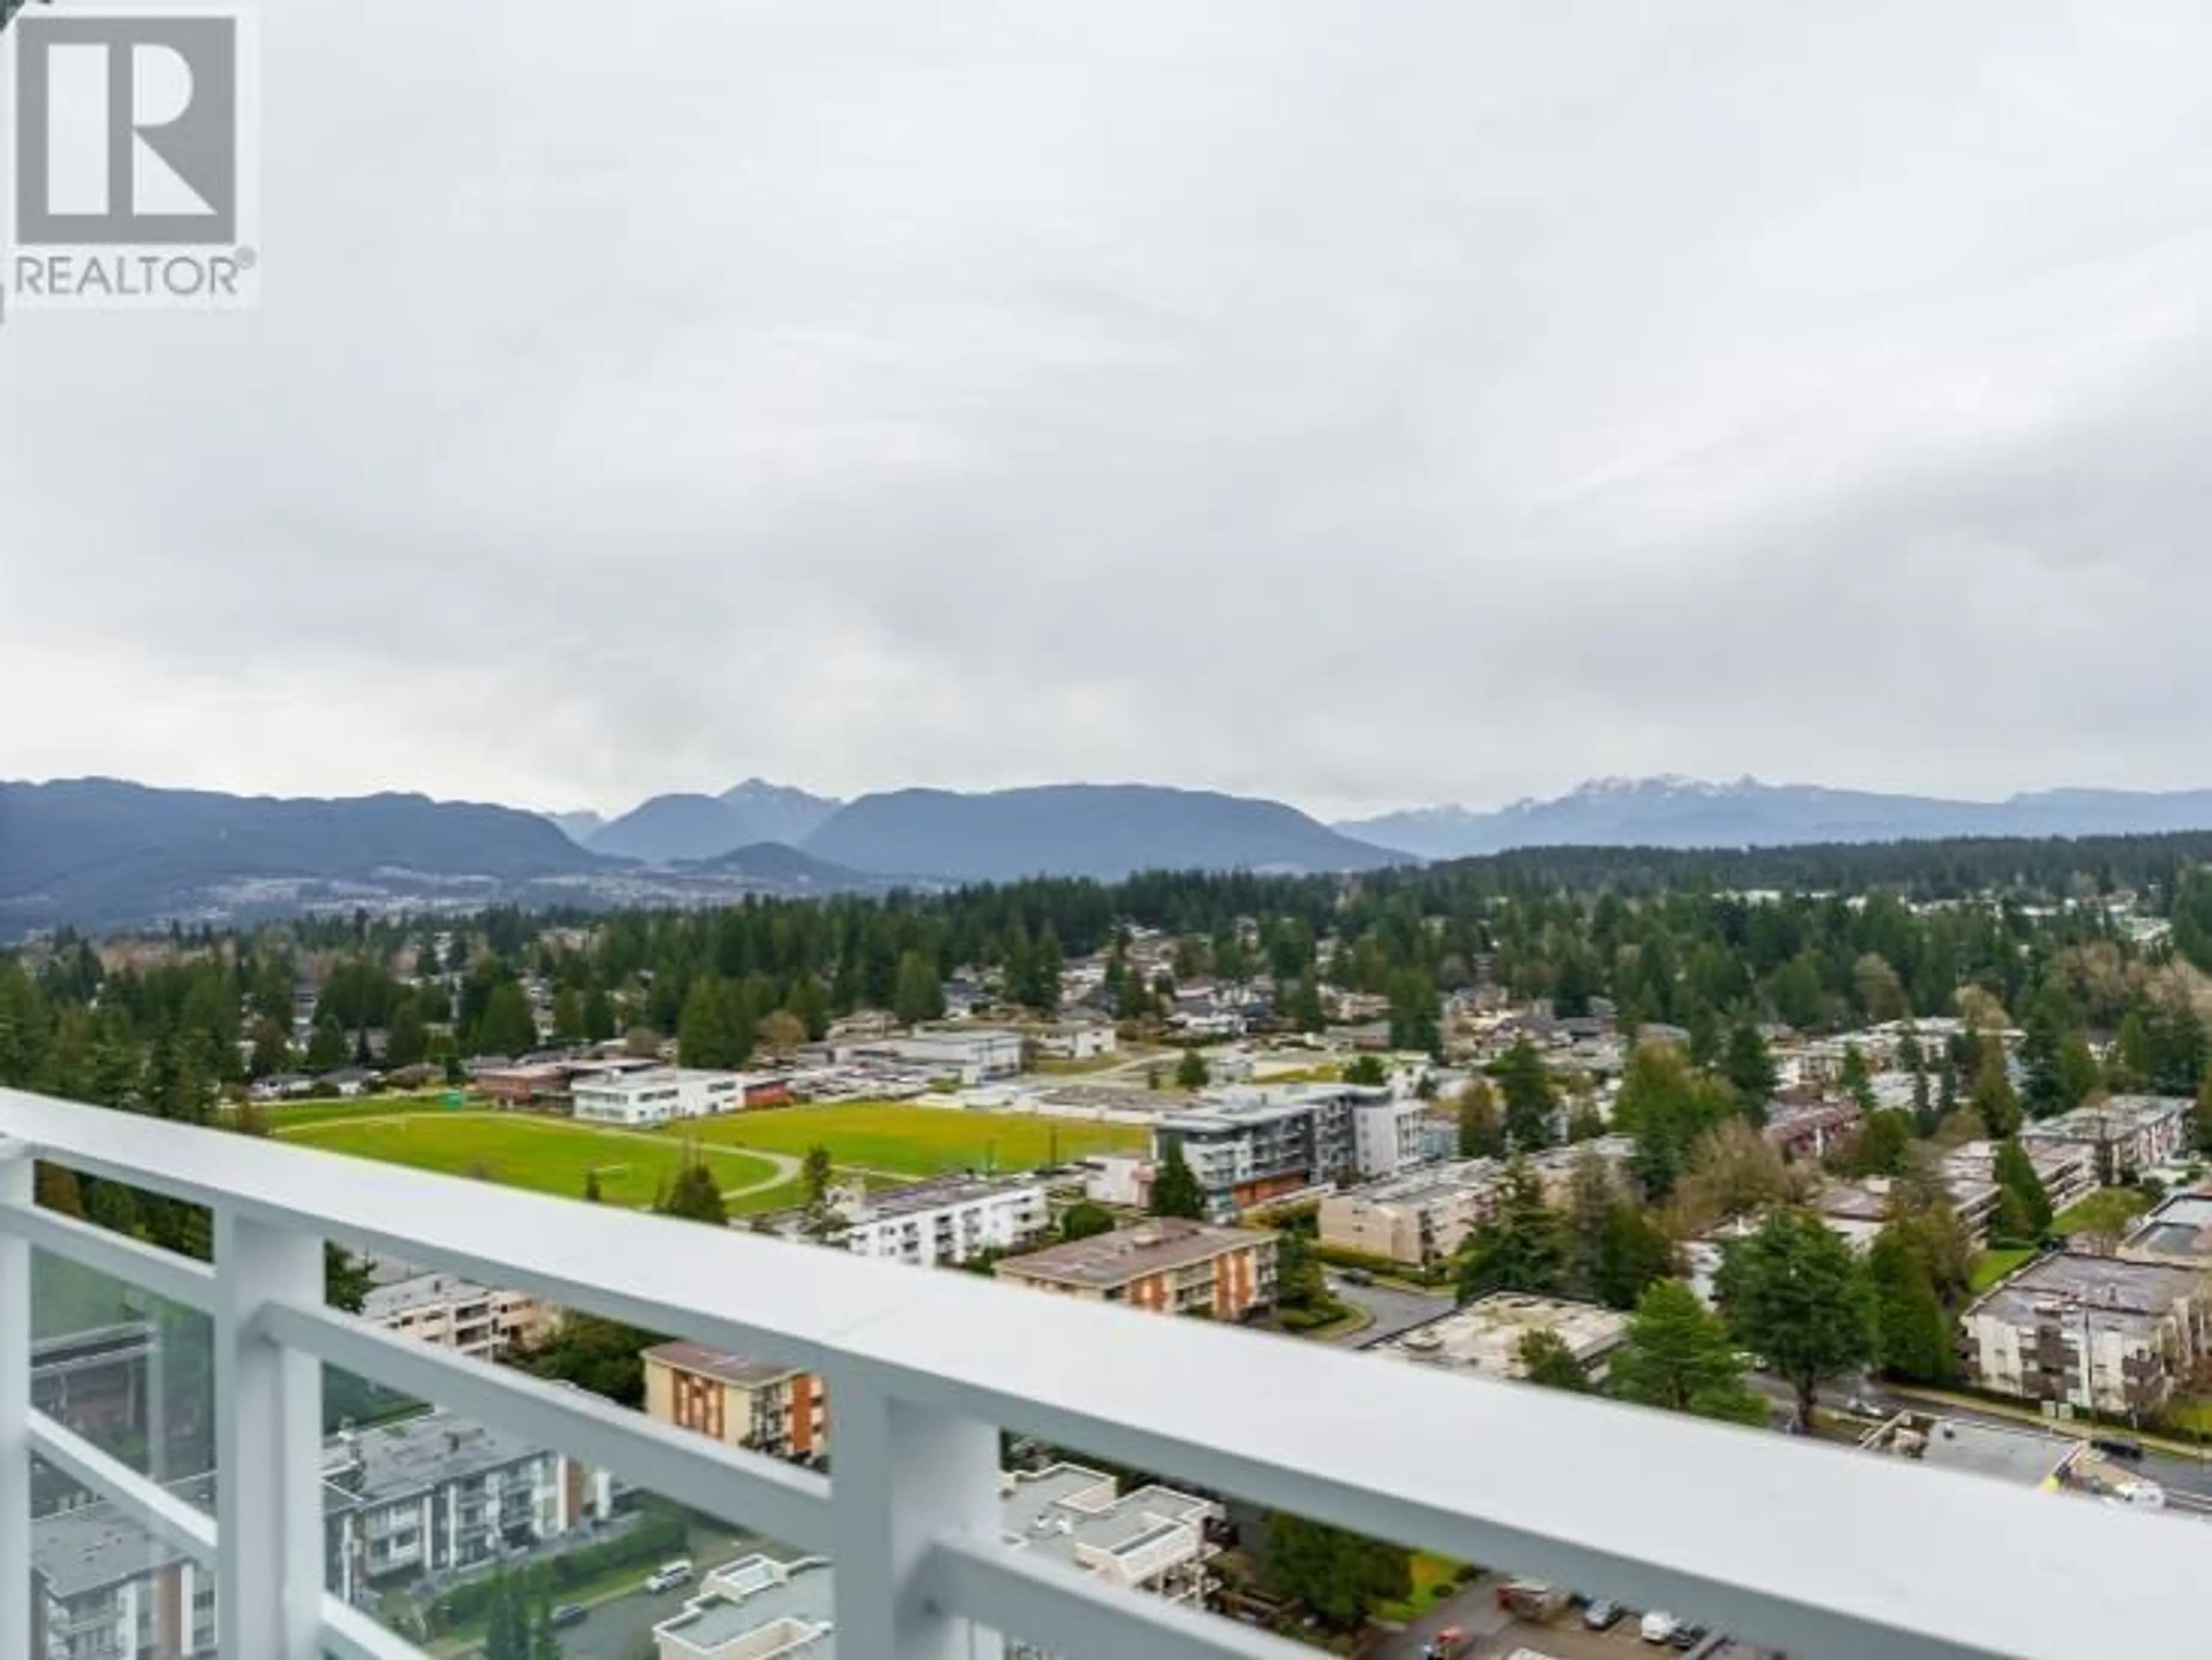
left=645, top=1559, right=695, bottom=1593
left=1641, top=1610, right=1681, bottom=1644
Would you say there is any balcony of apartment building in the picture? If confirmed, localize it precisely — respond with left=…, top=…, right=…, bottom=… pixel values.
left=1, top=1081, right=2200, bottom=1660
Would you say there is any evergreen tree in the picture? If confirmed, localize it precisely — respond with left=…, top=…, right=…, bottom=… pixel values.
left=1493, top=1038, right=1556, bottom=1152
left=1720, top=1023, right=1777, bottom=1113
left=1608, top=1279, right=1767, bottom=1425
left=1174, top=1048, right=1209, bottom=1090
left=1590, top=1202, right=1679, bottom=1311
left=582, top=987, right=618, bottom=1044
left=1262, top=1513, right=1412, bottom=1630
left=657, top=1155, right=729, bottom=1227
left=1971, top=1045, right=2022, bottom=1139
left=304, top=1015, right=348, bottom=1073
left=1455, top=1076, right=1504, bottom=1158
left=1715, top=1209, right=1872, bottom=1430
left=1517, top=1329, right=1589, bottom=1391
left=1865, top=1228, right=1956, bottom=1383
left=1149, top=1142, right=1206, bottom=1219
left=384, top=1000, right=428, bottom=1069
left=678, top=977, right=733, bottom=1068
left=1838, top=1043, right=1876, bottom=1113
left=1456, top=1159, right=1565, bottom=1302
left=1993, top=1137, right=2054, bottom=1236
left=474, top=981, right=539, bottom=1059
left=1060, top=1201, right=1115, bottom=1241
left=893, top=950, right=945, bottom=1026
left=800, top=1144, right=844, bottom=1239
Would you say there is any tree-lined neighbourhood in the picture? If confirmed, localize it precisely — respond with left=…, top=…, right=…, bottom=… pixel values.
left=9, top=830, right=2212, bottom=1647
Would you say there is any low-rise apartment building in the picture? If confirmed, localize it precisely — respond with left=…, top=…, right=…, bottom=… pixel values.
left=1959, top=1251, right=2212, bottom=1417
left=1762, top=1099, right=1863, bottom=1162
left=1152, top=1083, right=1450, bottom=1217
left=1318, top=1159, right=1502, bottom=1266
left=652, top=1464, right=1220, bottom=1660
left=995, top=1219, right=1278, bottom=1321
left=1377, top=1294, right=1629, bottom=1386
left=643, top=1341, right=829, bottom=1464
left=2119, top=1191, right=2212, bottom=1269
left=323, top=1411, right=614, bottom=1604
left=1316, top=1137, right=1639, bottom=1267
left=361, top=1260, right=552, bottom=1360
left=843, top=1026, right=1027, bottom=1083
left=1941, top=1139, right=2096, bottom=1215
left=1035, top=1019, right=1119, bottom=1061
left=1816, top=1171, right=1998, bottom=1247
left=1152, top=1087, right=1366, bottom=1216
left=2021, top=1096, right=2193, bottom=1185
left=33, top=1474, right=219, bottom=1660
left=830, top=1174, right=1050, bottom=1268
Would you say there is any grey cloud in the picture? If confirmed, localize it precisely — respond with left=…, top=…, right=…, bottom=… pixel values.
left=7, top=0, right=2212, bottom=819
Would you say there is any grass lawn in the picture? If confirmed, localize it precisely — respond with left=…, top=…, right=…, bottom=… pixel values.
left=672, top=1101, right=1146, bottom=1177
left=1375, top=1552, right=1463, bottom=1624
left=2054, top=1189, right=2152, bottom=1239
left=276, top=1112, right=795, bottom=1211
left=250, top=1093, right=474, bottom=1130
left=1969, top=1246, right=2035, bottom=1294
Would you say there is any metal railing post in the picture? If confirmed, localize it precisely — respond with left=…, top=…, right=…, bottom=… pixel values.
left=830, top=1372, right=1005, bottom=1659
left=1, top=1144, right=31, bottom=1660
left=213, top=1213, right=324, bottom=1659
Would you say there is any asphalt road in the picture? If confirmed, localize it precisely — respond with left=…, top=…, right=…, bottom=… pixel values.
left=1325, top=1275, right=1454, bottom=1348
left=1747, top=1372, right=2212, bottom=1504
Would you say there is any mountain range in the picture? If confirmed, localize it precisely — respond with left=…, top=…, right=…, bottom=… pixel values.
left=581, top=779, right=843, bottom=863
left=18, top=772, right=2212, bottom=939
left=1333, top=775, right=2212, bottom=859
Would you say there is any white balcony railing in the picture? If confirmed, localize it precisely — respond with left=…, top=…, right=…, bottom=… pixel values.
left=1, top=1083, right=2203, bottom=1659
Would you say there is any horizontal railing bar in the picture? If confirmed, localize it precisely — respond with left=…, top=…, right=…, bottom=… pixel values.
left=1, top=1086, right=2198, bottom=1660
left=264, top=1299, right=835, bottom=1555
left=28, top=1409, right=219, bottom=1566
left=921, top=1536, right=1313, bottom=1660
left=0, top=1192, right=219, bottom=1313
left=321, top=1597, right=431, bottom=1660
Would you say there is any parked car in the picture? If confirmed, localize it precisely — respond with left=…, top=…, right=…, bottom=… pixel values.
left=1641, top=1610, right=1682, bottom=1644
left=1842, top=1395, right=1883, bottom=1417
left=1421, top=1627, right=1466, bottom=1658
left=1669, top=1621, right=1709, bottom=1649
left=548, top=1605, right=587, bottom=1629
left=1342, top=1268, right=1374, bottom=1287
left=1583, top=1599, right=1625, bottom=1630
left=2093, top=1435, right=2146, bottom=1462
left=645, top=1559, right=695, bottom=1593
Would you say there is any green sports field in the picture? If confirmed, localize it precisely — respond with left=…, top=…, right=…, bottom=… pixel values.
left=276, top=1112, right=796, bottom=1211
left=672, top=1101, right=1147, bottom=1176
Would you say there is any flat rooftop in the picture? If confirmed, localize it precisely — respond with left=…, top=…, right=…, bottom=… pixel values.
left=1968, top=1251, right=2205, bottom=1334
left=2121, top=1192, right=2212, bottom=1263
left=33, top=1473, right=216, bottom=1601
left=857, top=1173, right=1043, bottom=1220
left=1377, top=1294, right=1627, bottom=1378
left=645, top=1340, right=806, bottom=1389
left=2025, top=1096, right=2191, bottom=1138
left=324, top=1410, right=548, bottom=1510
left=1331, top=1158, right=1503, bottom=1208
left=656, top=1555, right=835, bottom=1657
left=999, top=1462, right=1217, bottom=1576
left=995, top=1219, right=1271, bottom=1288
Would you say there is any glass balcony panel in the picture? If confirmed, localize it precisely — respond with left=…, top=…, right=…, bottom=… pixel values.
left=319, top=1360, right=813, bottom=1658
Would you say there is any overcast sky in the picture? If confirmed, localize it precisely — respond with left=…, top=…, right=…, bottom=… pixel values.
left=6, top=1, right=2211, bottom=821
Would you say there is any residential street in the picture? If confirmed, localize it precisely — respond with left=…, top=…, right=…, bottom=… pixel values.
left=1327, top=1276, right=1453, bottom=1348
